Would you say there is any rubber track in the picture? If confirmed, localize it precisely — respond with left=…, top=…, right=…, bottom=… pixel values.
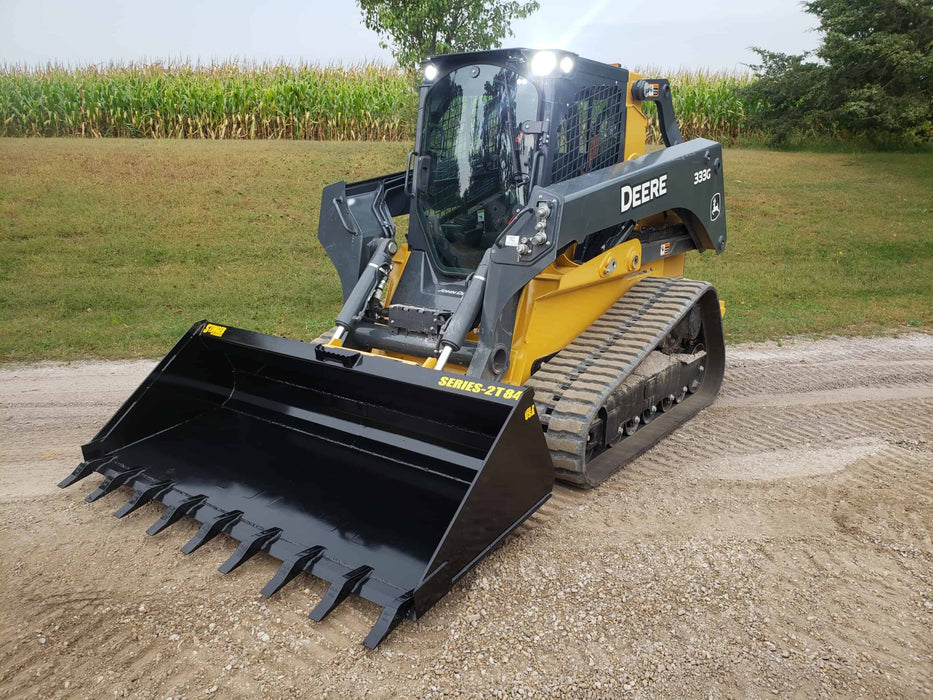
left=525, top=276, right=714, bottom=487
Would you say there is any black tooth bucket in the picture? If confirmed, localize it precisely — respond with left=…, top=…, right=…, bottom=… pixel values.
left=60, top=320, right=554, bottom=647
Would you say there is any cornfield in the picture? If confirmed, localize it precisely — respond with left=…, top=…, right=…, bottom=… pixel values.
left=0, top=61, right=759, bottom=143
left=637, top=67, right=761, bottom=144
left=0, top=62, right=416, bottom=140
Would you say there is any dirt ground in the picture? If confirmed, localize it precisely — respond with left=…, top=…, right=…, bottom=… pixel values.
left=1, top=334, right=931, bottom=699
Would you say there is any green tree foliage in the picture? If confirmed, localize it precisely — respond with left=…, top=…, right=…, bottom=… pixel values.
left=356, top=0, right=539, bottom=69
left=745, top=0, right=932, bottom=144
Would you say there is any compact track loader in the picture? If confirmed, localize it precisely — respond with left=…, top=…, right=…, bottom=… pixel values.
left=61, top=49, right=726, bottom=647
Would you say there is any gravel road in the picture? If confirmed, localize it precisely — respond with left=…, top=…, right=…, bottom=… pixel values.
left=1, top=334, right=931, bottom=698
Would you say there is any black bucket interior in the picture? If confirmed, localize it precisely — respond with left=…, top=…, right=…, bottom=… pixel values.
left=85, top=326, right=515, bottom=593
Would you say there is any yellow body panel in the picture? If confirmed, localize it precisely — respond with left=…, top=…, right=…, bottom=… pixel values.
left=623, top=71, right=648, bottom=161
left=645, top=251, right=685, bottom=278
left=501, top=248, right=687, bottom=385
left=383, top=243, right=411, bottom=304
left=503, top=240, right=643, bottom=384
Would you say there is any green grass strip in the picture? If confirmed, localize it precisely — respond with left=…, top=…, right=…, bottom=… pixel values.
left=0, top=139, right=929, bottom=361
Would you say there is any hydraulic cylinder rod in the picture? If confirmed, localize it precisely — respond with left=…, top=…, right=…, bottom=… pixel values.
left=333, top=238, right=397, bottom=341
left=435, top=253, right=489, bottom=371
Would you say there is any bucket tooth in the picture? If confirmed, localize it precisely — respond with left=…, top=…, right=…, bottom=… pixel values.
left=261, top=546, right=326, bottom=597
left=181, top=510, right=244, bottom=555
left=363, top=593, right=414, bottom=649
left=58, top=460, right=105, bottom=489
left=146, top=494, right=207, bottom=536
left=85, top=467, right=145, bottom=503
left=218, top=527, right=282, bottom=574
left=113, top=480, right=174, bottom=519
left=309, top=565, right=372, bottom=622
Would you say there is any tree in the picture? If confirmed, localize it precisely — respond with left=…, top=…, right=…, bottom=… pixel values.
left=357, top=0, right=540, bottom=70
left=745, top=0, right=932, bottom=144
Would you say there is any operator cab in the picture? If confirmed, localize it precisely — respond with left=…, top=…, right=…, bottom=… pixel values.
left=393, top=49, right=634, bottom=315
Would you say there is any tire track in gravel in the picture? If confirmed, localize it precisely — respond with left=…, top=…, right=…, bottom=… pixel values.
left=524, top=333, right=932, bottom=694
left=1, top=333, right=931, bottom=698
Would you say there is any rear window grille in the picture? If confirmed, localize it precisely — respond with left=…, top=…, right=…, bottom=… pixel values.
left=551, top=84, right=625, bottom=184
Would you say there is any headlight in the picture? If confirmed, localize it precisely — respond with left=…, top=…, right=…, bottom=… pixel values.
left=530, top=51, right=557, bottom=76
left=559, top=56, right=574, bottom=74
left=424, top=64, right=438, bottom=81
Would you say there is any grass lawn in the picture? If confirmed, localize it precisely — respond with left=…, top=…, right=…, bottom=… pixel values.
left=1, top=139, right=930, bottom=361
left=692, top=148, right=931, bottom=341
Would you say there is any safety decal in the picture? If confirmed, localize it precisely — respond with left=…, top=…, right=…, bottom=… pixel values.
left=659, top=242, right=671, bottom=257
left=202, top=323, right=227, bottom=337
left=437, top=375, right=523, bottom=400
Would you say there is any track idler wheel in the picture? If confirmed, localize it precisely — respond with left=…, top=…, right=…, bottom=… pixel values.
left=641, top=405, right=658, bottom=425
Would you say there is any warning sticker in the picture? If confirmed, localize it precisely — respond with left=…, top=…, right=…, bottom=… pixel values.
left=659, top=242, right=671, bottom=257
left=203, top=323, right=227, bottom=337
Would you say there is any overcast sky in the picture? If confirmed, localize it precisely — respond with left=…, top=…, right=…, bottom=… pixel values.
left=0, top=0, right=821, bottom=71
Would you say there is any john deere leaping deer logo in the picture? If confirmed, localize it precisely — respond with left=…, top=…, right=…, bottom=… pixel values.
left=710, top=192, right=722, bottom=221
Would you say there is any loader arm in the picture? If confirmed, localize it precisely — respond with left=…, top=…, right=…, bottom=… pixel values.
left=470, top=138, right=726, bottom=380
